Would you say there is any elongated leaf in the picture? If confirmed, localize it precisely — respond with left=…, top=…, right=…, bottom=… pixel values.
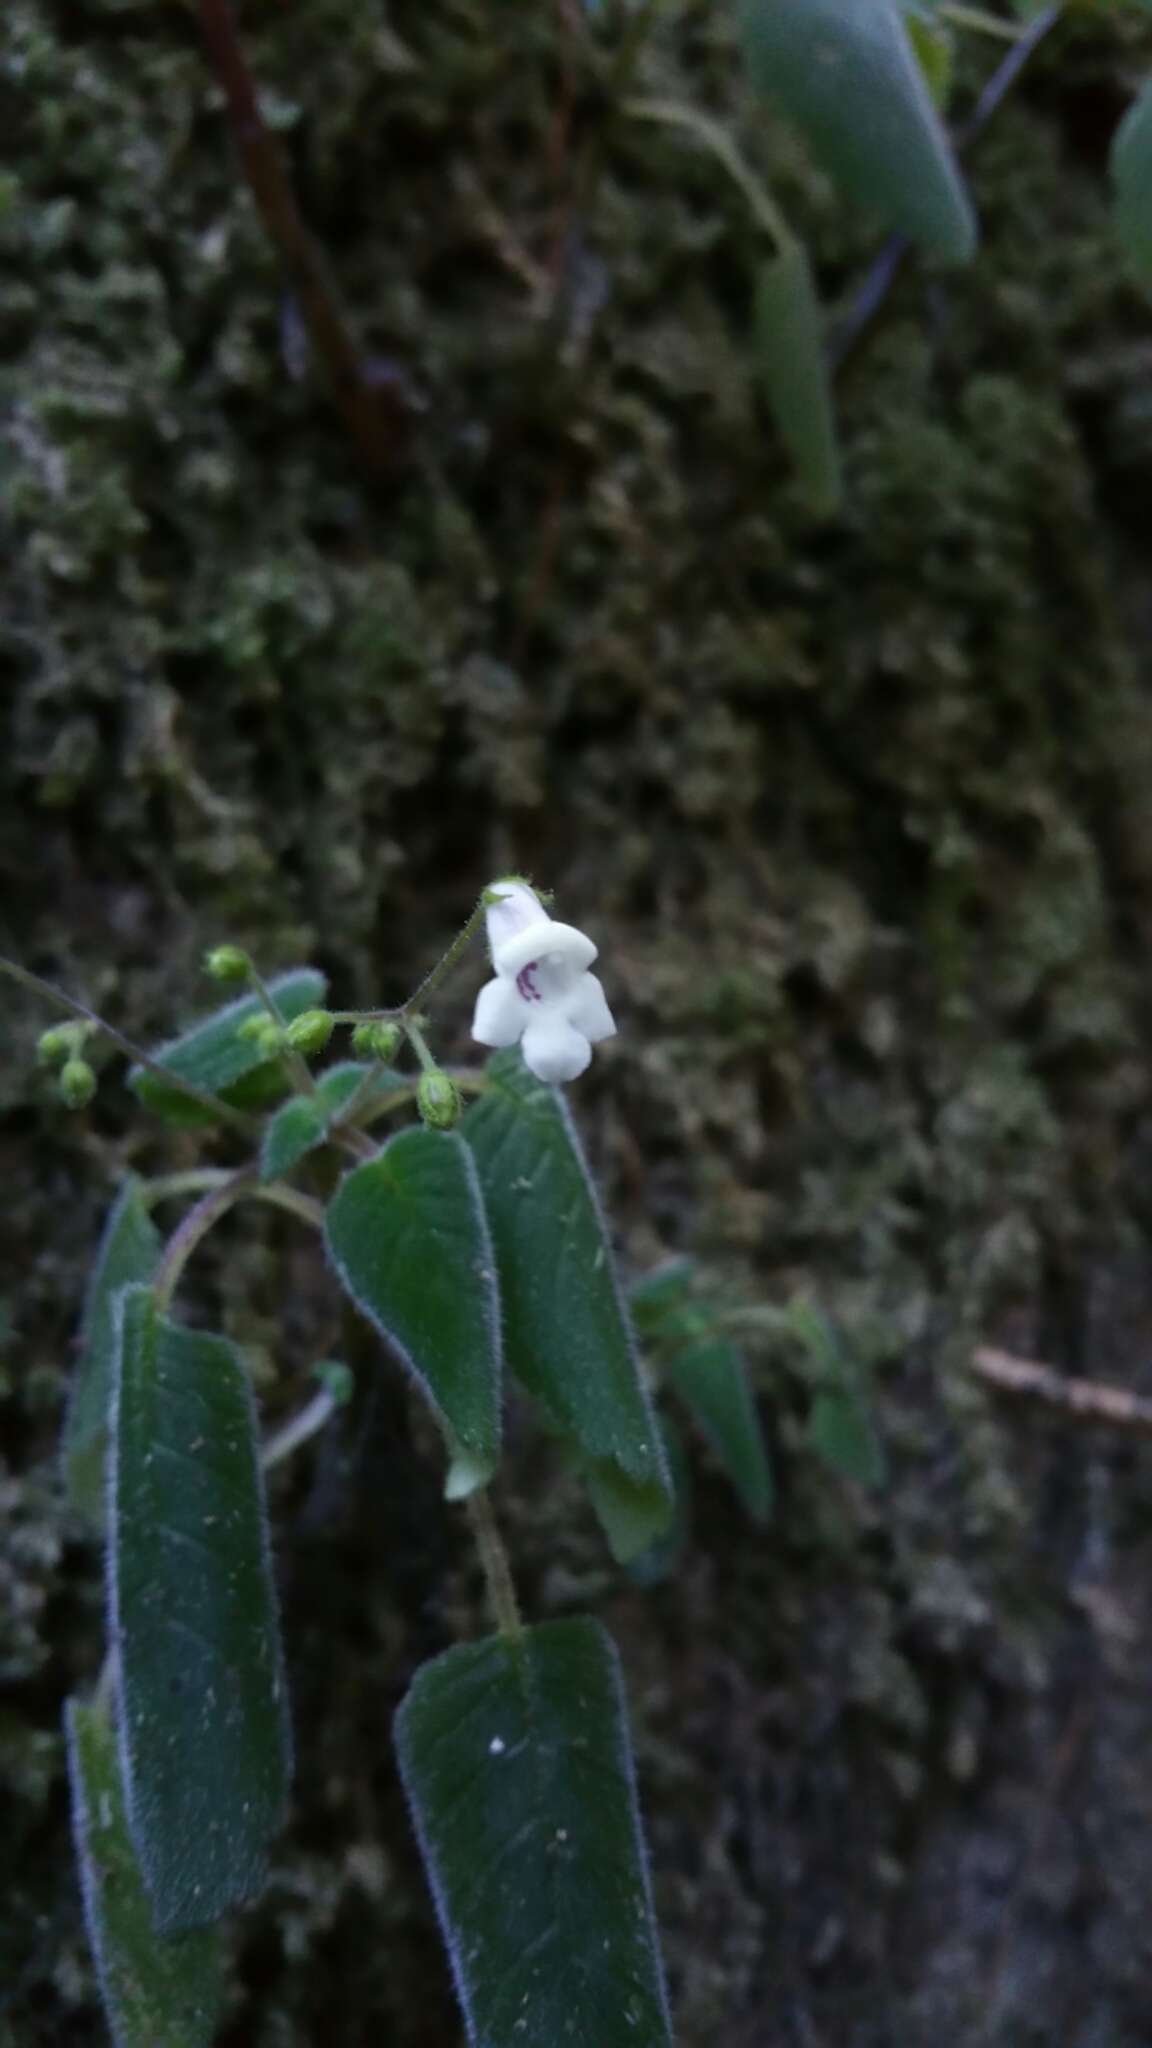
left=755, top=242, right=841, bottom=513
left=259, top=1062, right=406, bottom=1181
left=66, top=1698, right=222, bottom=2047
left=324, top=1128, right=500, bottom=1492
left=63, top=1180, right=161, bottom=1524
left=464, top=1053, right=671, bottom=1561
left=395, top=1618, right=673, bottom=2048
left=130, top=968, right=327, bottom=1126
left=666, top=1339, right=773, bottom=1521
left=807, top=1389, right=886, bottom=1489
left=1112, top=75, right=1152, bottom=292
left=739, top=0, right=976, bottom=262
left=111, top=1286, right=291, bottom=1931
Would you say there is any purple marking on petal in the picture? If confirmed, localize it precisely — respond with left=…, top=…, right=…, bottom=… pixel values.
left=516, top=963, right=542, bottom=1002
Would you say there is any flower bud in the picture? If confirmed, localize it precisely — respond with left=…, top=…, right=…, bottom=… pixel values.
left=352, top=1020, right=402, bottom=1061
left=237, top=1013, right=270, bottom=1043
left=37, top=1023, right=84, bottom=1066
left=285, top=1008, right=335, bottom=1057
left=251, top=1019, right=287, bottom=1058
left=58, top=1058, right=97, bottom=1109
left=204, top=945, right=250, bottom=984
left=417, top=1070, right=460, bottom=1131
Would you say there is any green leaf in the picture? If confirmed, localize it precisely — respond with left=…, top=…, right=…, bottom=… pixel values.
left=629, top=1260, right=697, bottom=1339
left=129, top=968, right=327, bottom=1126
left=324, top=1128, right=500, bottom=1489
left=807, top=1389, right=887, bottom=1489
left=395, top=1618, right=673, bottom=2048
left=65, top=1698, right=222, bottom=2047
left=1112, top=75, right=1152, bottom=293
left=738, top=0, right=977, bottom=263
left=463, top=1053, right=671, bottom=1562
left=260, top=1095, right=327, bottom=1180
left=666, top=1339, right=774, bottom=1521
left=626, top=1414, right=693, bottom=1589
left=259, top=1062, right=407, bottom=1181
left=111, top=1286, right=291, bottom=1931
left=905, top=12, right=953, bottom=110
left=63, top=1180, right=162, bottom=1525
left=755, top=242, right=842, bottom=514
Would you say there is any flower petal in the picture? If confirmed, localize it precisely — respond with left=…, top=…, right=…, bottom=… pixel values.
left=566, top=971, right=616, bottom=1044
left=521, top=1016, right=592, bottom=1084
left=472, top=976, right=527, bottom=1048
left=484, top=880, right=546, bottom=960
left=495, top=919, right=597, bottom=979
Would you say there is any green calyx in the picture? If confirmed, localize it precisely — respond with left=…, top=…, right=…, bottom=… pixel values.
left=284, top=1009, right=335, bottom=1057
left=352, top=1020, right=402, bottom=1061
left=203, top=945, right=251, bottom=985
left=37, top=1022, right=87, bottom=1065
left=417, top=1071, right=461, bottom=1131
left=59, top=1059, right=97, bottom=1109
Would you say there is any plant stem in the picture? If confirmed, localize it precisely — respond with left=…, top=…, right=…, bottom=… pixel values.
left=464, top=1491, right=522, bottom=1640
left=246, top=961, right=320, bottom=1103
left=0, top=955, right=259, bottom=1134
left=940, top=2, right=1021, bottom=40
left=403, top=1016, right=440, bottom=1077
left=153, top=1169, right=259, bottom=1314
left=145, top=1169, right=325, bottom=1232
left=262, top=1387, right=338, bottom=1470
left=626, top=98, right=796, bottom=253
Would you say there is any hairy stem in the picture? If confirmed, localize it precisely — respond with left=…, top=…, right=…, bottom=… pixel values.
left=464, top=1490, right=523, bottom=1640
left=0, top=956, right=259, bottom=1134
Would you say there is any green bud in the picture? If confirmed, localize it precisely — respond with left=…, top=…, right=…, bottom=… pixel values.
left=285, top=1008, right=335, bottom=1057
left=417, top=1070, right=460, bottom=1131
left=58, top=1059, right=97, bottom=1109
left=251, top=1019, right=287, bottom=1059
left=204, top=944, right=250, bottom=984
left=236, top=1013, right=269, bottom=1043
left=37, top=1022, right=84, bottom=1065
left=352, top=1020, right=402, bottom=1061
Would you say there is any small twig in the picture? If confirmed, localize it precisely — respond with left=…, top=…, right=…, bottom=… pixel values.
left=195, top=0, right=402, bottom=470
left=973, top=1345, right=1152, bottom=1435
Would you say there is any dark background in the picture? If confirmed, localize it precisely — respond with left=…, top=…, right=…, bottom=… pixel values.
left=7, top=3, right=1152, bottom=2042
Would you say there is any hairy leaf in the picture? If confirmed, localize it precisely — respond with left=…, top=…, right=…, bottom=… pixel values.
left=130, top=968, right=327, bottom=1126
left=739, top=0, right=976, bottom=262
left=259, top=1061, right=406, bottom=1181
left=66, top=1698, right=222, bottom=2047
left=324, top=1128, right=500, bottom=1490
left=666, top=1339, right=774, bottom=1521
left=464, top=1053, right=671, bottom=1561
left=63, top=1179, right=161, bottom=1525
left=395, top=1619, right=673, bottom=2048
left=111, top=1286, right=291, bottom=1931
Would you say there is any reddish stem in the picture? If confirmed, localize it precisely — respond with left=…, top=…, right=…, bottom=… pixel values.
left=195, top=0, right=403, bottom=470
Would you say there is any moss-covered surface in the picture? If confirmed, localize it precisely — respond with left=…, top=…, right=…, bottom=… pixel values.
left=7, top=2, right=1152, bottom=2041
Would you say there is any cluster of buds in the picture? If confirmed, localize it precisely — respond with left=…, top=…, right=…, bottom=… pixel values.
left=37, top=1023, right=97, bottom=1109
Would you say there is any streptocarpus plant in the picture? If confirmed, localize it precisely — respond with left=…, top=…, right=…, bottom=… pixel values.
left=5, top=879, right=715, bottom=2048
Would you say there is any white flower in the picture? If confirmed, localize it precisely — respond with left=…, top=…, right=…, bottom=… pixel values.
left=471, top=879, right=617, bottom=1083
